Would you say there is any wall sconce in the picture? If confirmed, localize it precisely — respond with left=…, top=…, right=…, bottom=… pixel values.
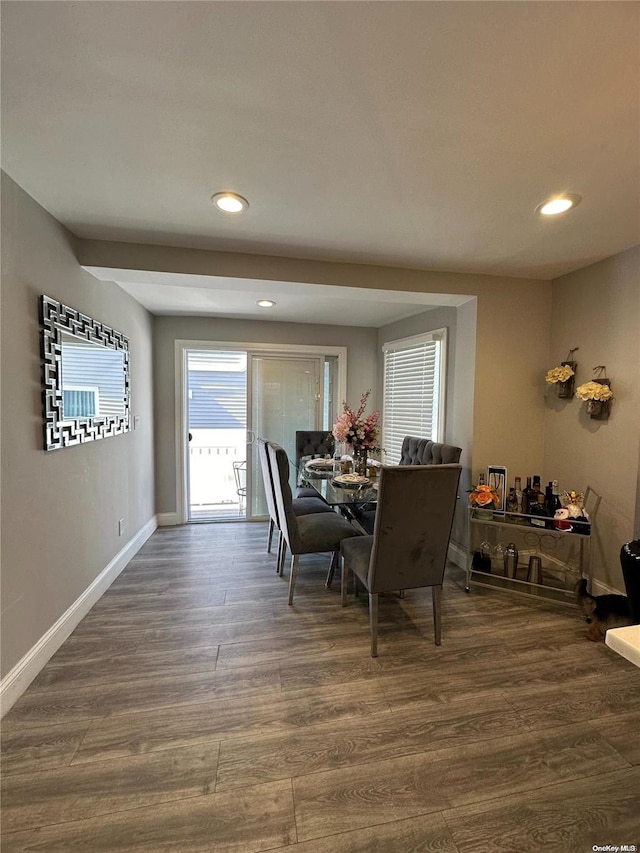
left=545, top=347, right=578, bottom=398
left=576, top=365, right=613, bottom=421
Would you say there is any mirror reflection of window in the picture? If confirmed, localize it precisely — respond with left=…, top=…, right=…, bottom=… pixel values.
left=60, top=332, right=126, bottom=420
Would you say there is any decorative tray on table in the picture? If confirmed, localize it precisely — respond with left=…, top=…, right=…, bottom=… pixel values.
left=305, top=458, right=334, bottom=471
left=332, top=473, right=370, bottom=487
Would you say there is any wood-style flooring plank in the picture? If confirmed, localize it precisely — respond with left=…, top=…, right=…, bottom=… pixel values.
left=2, top=779, right=296, bottom=852
left=215, top=693, right=527, bottom=791
left=269, top=811, right=458, bottom=853
left=69, top=602, right=273, bottom=635
left=88, top=587, right=227, bottom=614
left=72, top=681, right=391, bottom=765
left=506, top=669, right=640, bottom=727
left=0, top=721, right=91, bottom=777
left=27, top=645, right=219, bottom=693
left=1, top=742, right=220, bottom=833
left=2, top=663, right=281, bottom=729
left=292, top=723, right=629, bottom=841
left=444, top=766, right=640, bottom=853
left=581, top=709, right=640, bottom=766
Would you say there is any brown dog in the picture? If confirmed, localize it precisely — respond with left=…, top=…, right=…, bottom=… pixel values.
left=576, top=578, right=631, bottom=641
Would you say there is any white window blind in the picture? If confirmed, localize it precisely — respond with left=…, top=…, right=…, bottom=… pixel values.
left=382, top=329, right=446, bottom=465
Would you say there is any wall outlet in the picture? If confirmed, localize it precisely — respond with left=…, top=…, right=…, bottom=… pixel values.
left=118, top=518, right=125, bottom=537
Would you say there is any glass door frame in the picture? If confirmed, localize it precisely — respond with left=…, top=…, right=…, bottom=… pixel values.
left=174, top=339, right=347, bottom=525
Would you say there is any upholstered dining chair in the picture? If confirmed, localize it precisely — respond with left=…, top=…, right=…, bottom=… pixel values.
left=257, top=438, right=333, bottom=574
left=268, top=441, right=362, bottom=604
left=341, top=463, right=462, bottom=656
left=353, top=436, right=462, bottom=535
left=295, top=430, right=335, bottom=469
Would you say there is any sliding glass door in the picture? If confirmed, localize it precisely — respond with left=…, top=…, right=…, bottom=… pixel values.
left=184, top=347, right=326, bottom=522
left=249, top=353, right=324, bottom=518
left=186, top=350, right=248, bottom=521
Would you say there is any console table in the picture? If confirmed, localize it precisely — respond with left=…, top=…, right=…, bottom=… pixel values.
left=465, top=487, right=600, bottom=606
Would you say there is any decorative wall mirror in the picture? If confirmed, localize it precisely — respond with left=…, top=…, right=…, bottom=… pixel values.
left=40, top=295, right=130, bottom=451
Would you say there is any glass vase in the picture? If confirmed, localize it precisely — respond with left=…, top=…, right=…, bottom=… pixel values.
left=353, top=446, right=368, bottom=476
left=587, top=399, right=610, bottom=420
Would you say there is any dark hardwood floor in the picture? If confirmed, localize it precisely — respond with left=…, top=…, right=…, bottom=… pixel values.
left=2, top=522, right=639, bottom=852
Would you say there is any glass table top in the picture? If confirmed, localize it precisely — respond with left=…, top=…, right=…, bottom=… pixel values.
left=297, top=457, right=379, bottom=507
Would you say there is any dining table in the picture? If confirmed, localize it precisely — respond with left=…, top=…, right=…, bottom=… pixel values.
left=296, top=455, right=379, bottom=587
left=297, top=456, right=380, bottom=509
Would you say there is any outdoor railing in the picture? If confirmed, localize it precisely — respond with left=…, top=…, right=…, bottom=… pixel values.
left=189, top=445, right=243, bottom=457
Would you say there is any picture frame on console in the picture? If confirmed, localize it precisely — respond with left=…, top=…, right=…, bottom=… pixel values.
left=487, top=465, right=507, bottom=513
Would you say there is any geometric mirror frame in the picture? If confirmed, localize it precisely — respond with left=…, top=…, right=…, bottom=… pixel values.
left=40, top=294, right=130, bottom=451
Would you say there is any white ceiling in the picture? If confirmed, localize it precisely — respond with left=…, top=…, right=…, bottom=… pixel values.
left=2, top=1, right=639, bottom=322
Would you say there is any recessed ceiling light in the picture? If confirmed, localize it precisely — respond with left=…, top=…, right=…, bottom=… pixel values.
left=535, top=193, right=582, bottom=216
left=257, top=299, right=275, bottom=308
left=211, top=192, right=249, bottom=213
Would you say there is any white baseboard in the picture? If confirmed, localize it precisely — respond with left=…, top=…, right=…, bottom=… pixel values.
left=0, top=516, right=157, bottom=718
left=157, top=512, right=180, bottom=527
left=590, top=578, right=625, bottom=597
left=448, top=540, right=467, bottom=570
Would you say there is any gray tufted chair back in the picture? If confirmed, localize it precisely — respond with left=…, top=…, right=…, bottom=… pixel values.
left=295, top=431, right=335, bottom=468
left=421, top=440, right=462, bottom=465
left=398, top=436, right=428, bottom=465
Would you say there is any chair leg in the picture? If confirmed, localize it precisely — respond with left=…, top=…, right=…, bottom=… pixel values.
left=325, top=551, right=338, bottom=589
left=433, top=584, right=443, bottom=646
left=278, top=538, right=287, bottom=577
left=267, top=519, right=275, bottom=553
left=288, top=555, right=299, bottom=605
left=341, top=556, right=349, bottom=607
left=369, top=592, right=379, bottom=657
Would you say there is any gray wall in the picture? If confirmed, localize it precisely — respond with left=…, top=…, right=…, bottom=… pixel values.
left=544, top=245, right=640, bottom=588
left=0, top=173, right=156, bottom=678
left=153, top=315, right=377, bottom=515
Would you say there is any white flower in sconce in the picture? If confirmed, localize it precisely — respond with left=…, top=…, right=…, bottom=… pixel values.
left=546, top=364, right=575, bottom=384
left=575, top=381, right=613, bottom=402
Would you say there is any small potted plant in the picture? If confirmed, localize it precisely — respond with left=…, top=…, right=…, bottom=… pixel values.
left=468, top=483, right=501, bottom=520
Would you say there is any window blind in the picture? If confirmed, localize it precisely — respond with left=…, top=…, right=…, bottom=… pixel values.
left=382, top=330, right=446, bottom=465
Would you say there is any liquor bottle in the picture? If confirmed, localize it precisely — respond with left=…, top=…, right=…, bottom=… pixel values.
left=544, top=482, right=553, bottom=510
left=528, top=475, right=542, bottom=514
left=506, top=487, right=518, bottom=514
left=522, top=477, right=533, bottom=514
left=514, top=477, right=523, bottom=513
left=547, top=480, right=562, bottom=517
left=530, top=493, right=551, bottom=528
left=532, top=475, right=542, bottom=501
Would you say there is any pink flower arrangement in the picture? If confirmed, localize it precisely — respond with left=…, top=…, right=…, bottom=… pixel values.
left=332, top=390, right=380, bottom=451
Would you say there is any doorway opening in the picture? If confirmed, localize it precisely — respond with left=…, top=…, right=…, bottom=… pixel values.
left=181, top=344, right=345, bottom=523
left=187, top=349, right=247, bottom=521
